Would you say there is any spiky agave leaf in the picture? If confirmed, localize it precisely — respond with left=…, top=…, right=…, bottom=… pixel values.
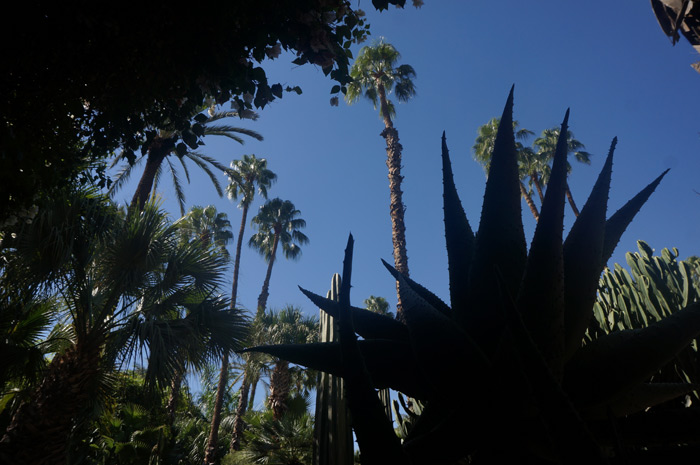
left=240, top=339, right=429, bottom=400
left=298, top=286, right=409, bottom=342
left=334, top=234, right=406, bottom=465
left=381, top=259, right=452, bottom=317
left=564, top=301, right=700, bottom=410
left=602, top=169, right=669, bottom=265
left=465, top=85, right=528, bottom=354
left=441, top=131, right=475, bottom=315
left=562, top=138, right=615, bottom=360
left=517, top=109, right=569, bottom=379
left=584, top=382, right=698, bottom=420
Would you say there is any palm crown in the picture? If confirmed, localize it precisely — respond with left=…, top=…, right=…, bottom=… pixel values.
left=345, top=38, right=417, bottom=121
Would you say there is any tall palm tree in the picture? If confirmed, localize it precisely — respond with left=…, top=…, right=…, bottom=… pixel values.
left=473, top=117, right=541, bottom=220
left=109, top=109, right=263, bottom=216
left=249, top=198, right=309, bottom=316
left=0, top=188, right=247, bottom=465
left=345, top=38, right=416, bottom=316
left=205, top=155, right=276, bottom=462
left=169, top=205, right=234, bottom=424
left=533, top=127, right=592, bottom=217
left=258, top=306, right=318, bottom=420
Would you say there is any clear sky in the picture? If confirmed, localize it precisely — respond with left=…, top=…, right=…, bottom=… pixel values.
left=112, top=1, right=700, bottom=356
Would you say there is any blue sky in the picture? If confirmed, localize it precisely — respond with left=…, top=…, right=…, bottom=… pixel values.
left=113, top=1, right=700, bottom=393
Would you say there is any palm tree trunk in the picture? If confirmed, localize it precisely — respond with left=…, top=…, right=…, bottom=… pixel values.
left=268, top=360, right=291, bottom=420
left=256, top=232, right=280, bottom=317
left=520, top=181, right=540, bottom=221
left=247, top=373, right=259, bottom=411
left=532, top=172, right=545, bottom=203
left=166, top=368, right=184, bottom=425
left=230, top=204, right=249, bottom=310
left=1, top=341, right=101, bottom=465
left=565, top=183, right=580, bottom=217
left=204, top=353, right=229, bottom=465
left=377, top=83, right=409, bottom=318
left=230, top=371, right=251, bottom=451
left=205, top=204, right=251, bottom=462
left=130, top=137, right=174, bottom=211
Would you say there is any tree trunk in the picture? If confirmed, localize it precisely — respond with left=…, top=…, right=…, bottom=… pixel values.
left=130, top=137, right=174, bottom=211
left=565, top=183, right=580, bottom=217
left=256, top=232, right=280, bottom=317
left=520, top=181, right=540, bottom=221
left=0, top=341, right=101, bottom=465
left=204, top=353, right=229, bottom=465
left=268, top=360, right=291, bottom=420
left=377, top=83, right=409, bottom=318
left=205, top=203, right=250, bottom=462
left=532, top=172, right=545, bottom=203
left=166, top=368, right=184, bottom=425
left=230, top=371, right=251, bottom=451
left=230, top=204, right=249, bottom=310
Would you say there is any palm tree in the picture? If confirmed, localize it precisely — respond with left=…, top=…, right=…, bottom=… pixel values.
left=0, top=188, right=247, bottom=465
left=472, top=117, right=541, bottom=220
left=169, top=205, right=234, bottom=423
left=345, top=38, right=416, bottom=316
left=108, top=109, right=263, bottom=216
left=258, top=306, right=318, bottom=420
left=533, top=127, right=592, bottom=216
left=249, top=198, right=309, bottom=316
left=205, top=154, right=276, bottom=461
left=176, top=205, right=234, bottom=258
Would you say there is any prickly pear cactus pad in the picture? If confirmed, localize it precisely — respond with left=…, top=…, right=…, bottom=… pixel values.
left=243, top=88, right=700, bottom=465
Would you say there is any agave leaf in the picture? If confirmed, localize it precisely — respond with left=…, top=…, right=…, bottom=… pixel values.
left=498, top=271, right=606, bottom=464
left=402, top=401, right=485, bottom=464
left=241, top=340, right=429, bottom=400
left=380, top=259, right=451, bottom=317
left=335, top=234, right=406, bottom=464
left=584, top=382, right=697, bottom=420
left=517, top=110, right=569, bottom=379
left=394, top=270, right=490, bottom=399
left=562, top=138, right=616, bottom=360
left=602, top=169, right=669, bottom=265
left=595, top=409, right=700, bottom=447
left=299, top=286, right=409, bottom=342
left=441, top=131, right=474, bottom=323
left=564, top=301, right=700, bottom=409
left=467, top=86, right=528, bottom=355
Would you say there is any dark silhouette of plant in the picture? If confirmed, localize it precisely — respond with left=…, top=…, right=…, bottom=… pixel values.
left=241, top=88, right=700, bottom=464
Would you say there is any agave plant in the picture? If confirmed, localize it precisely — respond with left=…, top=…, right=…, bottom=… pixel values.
left=243, top=88, right=700, bottom=464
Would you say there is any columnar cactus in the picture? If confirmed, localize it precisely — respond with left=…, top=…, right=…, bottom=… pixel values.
left=312, top=274, right=353, bottom=465
left=245, top=88, right=700, bottom=464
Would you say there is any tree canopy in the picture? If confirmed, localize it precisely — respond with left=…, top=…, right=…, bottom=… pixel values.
left=0, top=0, right=413, bottom=225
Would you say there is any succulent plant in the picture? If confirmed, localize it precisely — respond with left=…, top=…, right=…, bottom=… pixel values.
left=244, top=88, right=700, bottom=464
left=312, top=273, right=354, bottom=465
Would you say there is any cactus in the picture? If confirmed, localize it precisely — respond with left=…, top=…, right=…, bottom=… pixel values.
left=312, top=273, right=353, bottom=465
left=242, top=88, right=700, bottom=464
left=592, top=241, right=700, bottom=395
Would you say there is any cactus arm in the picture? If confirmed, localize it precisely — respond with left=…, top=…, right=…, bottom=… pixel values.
left=467, top=85, right=528, bottom=355
left=299, top=286, right=410, bottom=341
left=562, top=138, right=615, bottom=360
left=441, top=131, right=475, bottom=322
left=517, top=109, right=569, bottom=380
